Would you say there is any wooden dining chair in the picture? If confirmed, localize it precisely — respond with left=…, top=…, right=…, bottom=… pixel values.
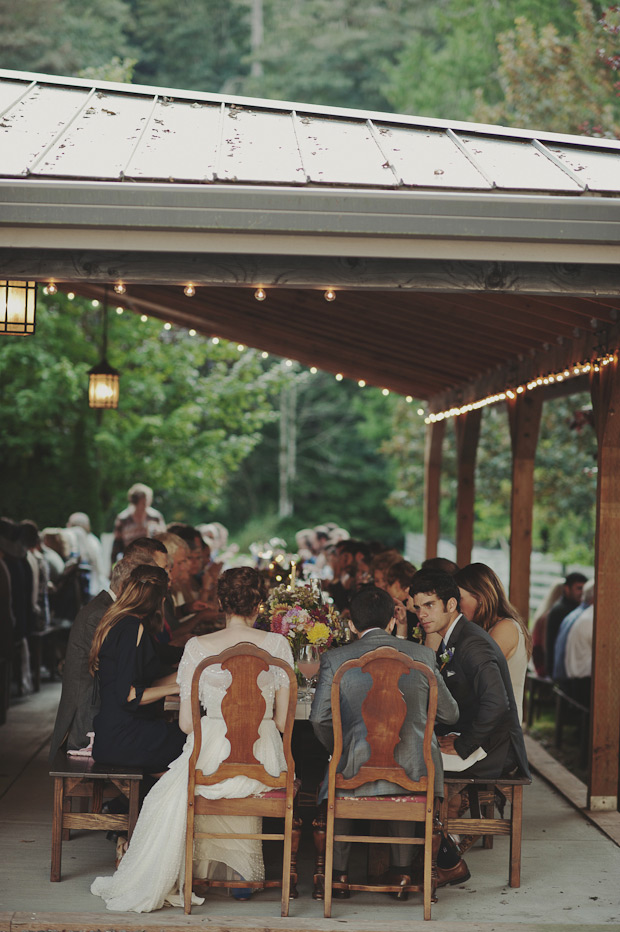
left=183, top=642, right=299, bottom=916
left=323, top=646, right=438, bottom=920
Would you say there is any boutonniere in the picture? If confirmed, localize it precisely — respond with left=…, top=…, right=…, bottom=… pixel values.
left=438, top=646, right=455, bottom=672
left=411, top=624, right=423, bottom=643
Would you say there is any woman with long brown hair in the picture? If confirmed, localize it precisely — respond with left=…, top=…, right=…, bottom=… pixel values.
left=453, top=563, right=532, bottom=722
left=89, top=564, right=185, bottom=772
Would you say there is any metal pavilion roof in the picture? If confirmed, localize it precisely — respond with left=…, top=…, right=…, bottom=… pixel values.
left=1, top=69, right=620, bottom=192
left=1, top=69, right=620, bottom=406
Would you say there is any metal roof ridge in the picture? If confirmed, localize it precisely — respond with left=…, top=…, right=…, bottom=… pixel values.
left=2, top=67, right=620, bottom=153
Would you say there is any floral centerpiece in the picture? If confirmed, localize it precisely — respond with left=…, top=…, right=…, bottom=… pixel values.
left=254, top=583, right=347, bottom=657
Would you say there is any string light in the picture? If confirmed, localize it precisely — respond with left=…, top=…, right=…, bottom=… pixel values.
left=45, top=282, right=58, bottom=295
left=114, top=282, right=126, bottom=295
left=91, top=300, right=100, bottom=308
left=211, top=337, right=219, bottom=345
left=164, top=322, right=172, bottom=330
left=358, top=379, right=366, bottom=387
left=310, top=366, right=317, bottom=374
left=261, top=351, right=269, bottom=359
left=335, top=373, right=343, bottom=381
left=189, top=329, right=196, bottom=336
left=424, top=353, right=616, bottom=424
left=254, top=287, right=266, bottom=301
left=115, top=307, right=123, bottom=315
left=67, top=292, right=75, bottom=300
left=382, top=388, right=390, bottom=396
left=285, top=359, right=293, bottom=367
left=237, top=343, right=245, bottom=351
left=324, top=289, right=336, bottom=302
left=184, top=284, right=195, bottom=297
left=140, top=314, right=148, bottom=322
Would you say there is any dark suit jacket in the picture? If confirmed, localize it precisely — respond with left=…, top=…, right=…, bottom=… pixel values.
left=310, top=629, right=459, bottom=800
left=437, top=616, right=530, bottom=778
left=48, top=590, right=112, bottom=761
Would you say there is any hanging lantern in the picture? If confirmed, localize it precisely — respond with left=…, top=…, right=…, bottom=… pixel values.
left=0, top=280, right=37, bottom=335
left=88, top=287, right=120, bottom=408
left=88, top=359, right=120, bottom=409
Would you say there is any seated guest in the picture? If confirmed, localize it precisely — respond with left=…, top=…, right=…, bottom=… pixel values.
left=564, top=598, right=593, bottom=707
left=370, top=548, right=402, bottom=590
left=421, top=557, right=459, bottom=575
left=91, top=566, right=294, bottom=911
left=48, top=542, right=169, bottom=761
left=386, top=559, right=419, bottom=641
left=530, top=581, right=564, bottom=677
left=453, top=563, right=532, bottom=722
left=89, top=565, right=185, bottom=773
left=409, top=569, right=530, bottom=781
left=545, top=572, right=588, bottom=680
left=310, top=587, right=460, bottom=894
left=552, top=580, right=594, bottom=684
left=327, top=539, right=372, bottom=611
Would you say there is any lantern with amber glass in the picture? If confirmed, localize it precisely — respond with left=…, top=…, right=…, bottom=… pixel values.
left=0, top=280, right=37, bottom=335
left=88, top=288, right=120, bottom=408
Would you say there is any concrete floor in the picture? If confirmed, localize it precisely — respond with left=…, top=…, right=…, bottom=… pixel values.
left=0, top=681, right=619, bottom=932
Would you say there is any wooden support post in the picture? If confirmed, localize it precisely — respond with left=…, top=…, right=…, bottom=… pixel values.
left=454, top=410, right=482, bottom=569
left=588, top=359, right=620, bottom=810
left=424, top=421, right=445, bottom=560
left=507, top=392, right=543, bottom=624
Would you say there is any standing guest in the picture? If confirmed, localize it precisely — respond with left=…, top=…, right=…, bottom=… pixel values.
left=48, top=544, right=169, bottom=761
left=20, top=519, right=50, bottom=631
left=67, top=512, right=107, bottom=596
left=89, top=565, right=184, bottom=772
left=564, top=599, right=594, bottom=707
left=110, top=483, right=166, bottom=567
left=453, top=563, right=532, bottom=721
left=545, top=572, right=587, bottom=679
left=530, top=581, right=564, bottom=677
left=0, top=519, right=19, bottom=704
left=552, top=581, right=594, bottom=683
left=1, top=518, right=33, bottom=693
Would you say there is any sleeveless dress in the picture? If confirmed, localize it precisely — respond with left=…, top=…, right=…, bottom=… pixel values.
left=505, top=620, right=528, bottom=724
left=91, top=632, right=294, bottom=912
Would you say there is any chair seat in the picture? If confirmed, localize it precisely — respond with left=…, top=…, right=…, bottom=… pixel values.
left=338, top=793, right=427, bottom=803
left=261, top=778, right=301, bottom=799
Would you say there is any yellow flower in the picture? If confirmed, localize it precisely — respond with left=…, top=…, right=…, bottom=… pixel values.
left=307, top=623, right=330, bottom=645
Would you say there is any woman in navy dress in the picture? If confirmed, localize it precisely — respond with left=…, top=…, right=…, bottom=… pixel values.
left=89, top=564, right=185, bottom=772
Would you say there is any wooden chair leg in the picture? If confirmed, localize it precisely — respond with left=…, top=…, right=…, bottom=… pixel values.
left=128, top=781, right=141, bottom=839
left=50, top=777, right=64, bottom=882
left=509, top=784, right=523, bottom=887
left=289, top=814, right=302, bottom=898
left=312, top=805, right=326, bottom=900
left=323, top=804, right=335, bottom=918
left=280, top=807, right=294, bottom=918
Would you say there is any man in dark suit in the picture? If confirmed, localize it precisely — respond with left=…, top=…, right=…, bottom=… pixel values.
left=408, top=569, right=530, bottom=780
left=48, top=538, right=170, bottom=761
left=310, top=586, right=459, bottom=896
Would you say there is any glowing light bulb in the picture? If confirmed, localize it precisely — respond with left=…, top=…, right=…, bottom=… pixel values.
left=184, top=284, right=195, bottom=297
left=116, top=307, right=123, bottom=315
left=254, top=287, right=266, bottom=301
left=189, top=329, right=196, bottom=336
left=285, top=359, right=293, bottom=367
left=140, top=314, right=148, bottom=322
left=67, top=292, right=75, bottom=300
left=310, top=366, right=317, bottom=374
left=237, top=343, right=245, bottom=351
left=358, top=379, right=366, bottom=387
left=382, top=388, right=389, bottom=396
left=335, top=373, right=343, bottom=381
left=46, top=282, right=58, bottom=295
left=164, top=322, right=172, bottom=330
left=91, top=299, right=100, bottom=308
left=212, top=337, right=219, bottom=345
left=114, top=282, right=126, bottom=295
left=324, top=288, right=336, bottom=302
left=261, top=351, right=268, bottom=359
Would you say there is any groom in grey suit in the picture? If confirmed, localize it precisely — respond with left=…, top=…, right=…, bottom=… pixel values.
left=310, top=586, right=459, bottom=891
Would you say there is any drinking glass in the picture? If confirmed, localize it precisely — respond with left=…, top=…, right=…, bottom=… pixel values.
left=297, top=643, right=320, bottom=700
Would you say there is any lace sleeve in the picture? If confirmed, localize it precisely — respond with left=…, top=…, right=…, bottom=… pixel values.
left=177, top=638, right=201, bottom=702
left=269, top=634, right=295, bottom=690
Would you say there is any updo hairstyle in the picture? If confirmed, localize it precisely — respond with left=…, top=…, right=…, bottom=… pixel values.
left=217, top=566, right=267, bottom=618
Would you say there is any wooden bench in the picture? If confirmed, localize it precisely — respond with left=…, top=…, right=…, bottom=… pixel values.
left=438, top=774, right=531, bottom=888
left=50, top=752, right=143, bottom=881
left=525, top=671, right=555, bottom=727
left=553, top=684, right=589, bottom=769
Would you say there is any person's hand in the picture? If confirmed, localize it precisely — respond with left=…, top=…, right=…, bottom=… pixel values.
left=438, top=734, right=459, bottom=755
left=190, top=600, right=209, bottom=612
left=393, top=600, right=408, bottom=637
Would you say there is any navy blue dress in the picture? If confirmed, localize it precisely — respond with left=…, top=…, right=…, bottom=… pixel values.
left=92, top=614, right=185, bottom=772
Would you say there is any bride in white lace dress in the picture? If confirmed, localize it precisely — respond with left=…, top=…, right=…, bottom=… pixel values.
left=91, top=566, right=294, bottom=913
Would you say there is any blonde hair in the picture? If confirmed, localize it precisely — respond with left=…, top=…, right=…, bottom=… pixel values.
left=89, top=565, right=168, bottom=675
left=454, top=562, right=532, bottom=659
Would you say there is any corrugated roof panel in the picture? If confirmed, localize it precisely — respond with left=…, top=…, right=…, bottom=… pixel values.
left=0, top=84, right=91, bottom=176
left=32, top=91, right=155, bottom=179
left=0, top=78, right=31, bottom=115
left=294, top=116, right=395, bottom=186
left=124, top=99, right=221, bottom=181
left=377, top=125, right=492, bottom=190
left=549, top=145, right=620, bottom=193
left=456, top=134, right=583, bottom=192
left=216, top=107, right=303, bottom=184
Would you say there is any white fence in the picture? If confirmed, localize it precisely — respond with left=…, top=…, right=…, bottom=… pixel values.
left=404, top=533, right=592, bottom=620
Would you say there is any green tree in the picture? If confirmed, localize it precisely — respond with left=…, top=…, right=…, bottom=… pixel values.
left=0, top=293, right=285, bottom=532
left=472, top=0, right=620, bottom=135
left=384, top=0, right=581, bottom=121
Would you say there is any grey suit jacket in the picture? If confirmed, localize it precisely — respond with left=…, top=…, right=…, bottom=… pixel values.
left=310, top=629, right=459, bottom=800
left=48, top=590, right=112, bottom=761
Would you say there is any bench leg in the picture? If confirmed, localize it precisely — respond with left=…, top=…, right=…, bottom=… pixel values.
left=51, top=777, right=64, bottom=881
left=128, top=781, right=141, bottom=840
left=509, top=785, right=523, bottom=887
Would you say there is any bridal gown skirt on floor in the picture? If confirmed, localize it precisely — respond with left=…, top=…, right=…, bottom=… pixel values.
left=91, top=715, right=286, bottom=913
